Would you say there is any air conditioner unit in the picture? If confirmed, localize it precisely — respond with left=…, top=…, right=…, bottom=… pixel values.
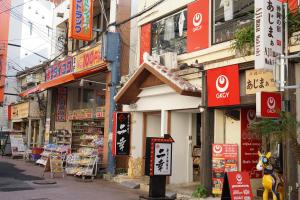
left=160, top=52, right=178, bottom=70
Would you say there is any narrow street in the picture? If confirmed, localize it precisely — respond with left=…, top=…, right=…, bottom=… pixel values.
left=0, top=156, right=144, bottom=200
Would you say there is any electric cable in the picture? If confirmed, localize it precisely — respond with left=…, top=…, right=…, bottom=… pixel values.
left=0, top=0, right=33, bottom=15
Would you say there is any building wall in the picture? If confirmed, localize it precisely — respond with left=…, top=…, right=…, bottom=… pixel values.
left=146, top=114, right=161, bottom=138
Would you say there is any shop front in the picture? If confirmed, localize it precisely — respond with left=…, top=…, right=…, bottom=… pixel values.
left=115, top=55, right=202, bottom=184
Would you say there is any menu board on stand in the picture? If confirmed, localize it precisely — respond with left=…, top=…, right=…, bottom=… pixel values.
left=10, top=134, right=25, bottom=158
left=212, top=144, right=238, bottom=195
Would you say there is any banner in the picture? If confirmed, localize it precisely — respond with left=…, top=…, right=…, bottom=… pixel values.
left=112, top=112, right=131, bottom=156
left=207, top=65, right=240, bottom=107
left=11, top=102, right=29, bottom=120
left=241, top=108, right=262, bottom=178
left=255, top=0, right=283, bottom=70
left=69, top=0, right=93, bottom=41
left=256, top=91, right=282, bottom=118
left=46, top=57, right=73, bottom=81
left=187, top=0, right=209, bottom=52
left=212, top=144, right=238, bottom=195
left=56, top=87, right=67, bottom=122
left=68, top=107, right=105, bottom=120
left=74, top=46, right=104, bottom=72
left=246, top=69, right=278, bottom=94
left=140, top=23, right=151, bottom=64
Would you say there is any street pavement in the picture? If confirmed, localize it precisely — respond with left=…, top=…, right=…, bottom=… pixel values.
left=0, top=156, right=145, bottom=200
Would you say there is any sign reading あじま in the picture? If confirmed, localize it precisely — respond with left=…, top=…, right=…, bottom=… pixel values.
left=207, top=65, right=240, bottom=107
left=69, top=0, right=93, bottom=41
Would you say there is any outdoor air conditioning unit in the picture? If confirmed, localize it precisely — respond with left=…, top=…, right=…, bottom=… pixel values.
left=160, top=52, right=178, bottom=70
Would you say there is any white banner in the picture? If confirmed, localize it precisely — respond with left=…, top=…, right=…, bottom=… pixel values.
left=255, top=0, right=283, bottom=70
left=154, top=143, right=172, bottom=176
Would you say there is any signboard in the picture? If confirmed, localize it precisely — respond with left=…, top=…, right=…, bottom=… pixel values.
left=69, top=0, right=93, bottom=41
left=212, top=144, right=238, bottom=195
left=74, top=46, right=104, bottom=72
left=221, top=172, right=254, bottom=200
left=10, top=134, right=25, bottom=157
left=112, top=112, right=130, bottom=156
left=256, top=91, right=282, bottom=118
left=56, top=87, right=67, bottom=122
left=11, top=102, right=29, bottom=120
left=187, top=0, right=209, bottom=52
left=45, top=57, right=73, bottom=81
left=207, top=65, right=240, bottom=107
left=140, top=23, right=151, bottom=64
left=241, top=108, right=262, bottom=178
left=145, top=137, right=174, bottom=176
left=45, top=118, right=50, bottom=144
left=68, top=107, right=105, bottom=120
left=255, top=0, right=283, bottom=70
left=246, top=69, right=278, bottom=94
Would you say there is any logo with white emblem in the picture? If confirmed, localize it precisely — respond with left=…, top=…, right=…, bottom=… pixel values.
left=215, top=75, right=230, bottom=99
left=192, top=13, right=202, bottom=32
left=213, top=145, right=222, bottom=154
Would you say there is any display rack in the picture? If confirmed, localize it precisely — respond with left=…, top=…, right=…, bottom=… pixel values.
left=36, top=144, right=69, bottom=166
left=51, top=130, right=72, bottom=146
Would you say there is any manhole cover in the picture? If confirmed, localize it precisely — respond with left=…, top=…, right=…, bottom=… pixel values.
left=32, top=180, right=56, bottom=185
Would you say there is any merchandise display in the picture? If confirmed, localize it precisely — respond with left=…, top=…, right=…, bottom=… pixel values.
left=36, top=144, right=70, bottom=166
left=51, top=130, right=72, bottom=146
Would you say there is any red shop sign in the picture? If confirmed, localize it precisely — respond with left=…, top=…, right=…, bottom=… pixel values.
left=256, top=91, right=282, bottom=118
left=207, top=65, right=240, bottom=107
left=241, top=108, right=262, bottom=178
left=187, top=0, right=209, bottom=52
left=221, top=172, right=253, bottom=200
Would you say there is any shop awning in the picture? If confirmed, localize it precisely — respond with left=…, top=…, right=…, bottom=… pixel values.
left=19, top=85, right=41, bottom=97
left=115, top=55, right=201, bottom=104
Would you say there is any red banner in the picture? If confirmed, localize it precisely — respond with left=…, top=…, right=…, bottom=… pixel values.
left=212, top=144, right=238, bottom=195
left=207, top=65, right=240, bottom=107
left=46, top=57, right=73, bottom=81
left=140, top=23, right=151, bottom=64
left=241, top=108, right=262, bottom=178
left=69, top=0, right=93, bottom=41
left=56, top=87, right=67, bottom=122
left=256, top=92, right=282, bottom=118
left=187, top=0, right=209, bottom=52
left=279, top=0, right=298, bottom=12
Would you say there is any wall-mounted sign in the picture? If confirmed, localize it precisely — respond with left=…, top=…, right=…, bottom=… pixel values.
left=69, top=0, right=93, bottom=41
left=112, top=112, right=131, bottom=156
left=68, top=107, right=104, bottom=120
left=255, top=0, right=283, bottom=70
left=140, top=23, right=151, bottom=64
left=221, top=172, right=253, bottom=200
left=11, top=102, right=29, bottom=120
left=145, top=137, right=174, bottom=176
left=207, top=65, right=240, bottom=107
left=256, top=91, right=282, bottom=118
left=246, top=69, right=277, bottom=94
left=241, top=108, right=262, bottom=178
left=74, top=46, right=104, bottom=72
left=212, top=144, right=238, bottom=195
left=187, top=0, right=209, bottom=52
left=56, top=87, right=67, bottom=122
left=46, top=57, right=73, bottom=81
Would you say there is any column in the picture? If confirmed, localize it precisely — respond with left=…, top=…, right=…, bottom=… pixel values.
left=160, top=110, right=168, bottom=137
left=27, top=119, right=32, bottom=148
left=38, top=119, right=44, bottom=147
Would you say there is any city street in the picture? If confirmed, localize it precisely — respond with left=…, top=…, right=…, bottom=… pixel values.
left=0, top=156, right=144, bottom=200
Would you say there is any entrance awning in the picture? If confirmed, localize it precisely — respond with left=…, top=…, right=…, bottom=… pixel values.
left=115, top=55, right=201, bottom=104
left=19, top=85, right=41, bottom=97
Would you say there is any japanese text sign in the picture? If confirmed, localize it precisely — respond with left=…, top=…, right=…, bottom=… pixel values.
left=69, top=0, right=93, bottom=41
left=145, top=137, right=174, bottom=176
left=46, top=57, right=73, bottom=81
left=187, top=0, right=209, bottom=52
left=212, top=144, right=238, bottom=195
left=255, top=0, right=283, bottom=70
left=221, top=172, right=253, bottom=200
left=56, top=87, right=67, bottom=122
left=11, top=102, right=29, bottom=120
left=74, top=46, right=104, bottom=72
left=241, top=108, right=262, bottom=178
left=256, top=91, right=282, bottom=118
left=112, top=112, right=131, bottom=156
left=246, top=69, right=277, bottom=94
left=207, top=65, right=240, bottom=107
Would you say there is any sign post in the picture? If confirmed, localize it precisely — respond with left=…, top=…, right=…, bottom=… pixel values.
left=142, top=135, right=174, bottom=200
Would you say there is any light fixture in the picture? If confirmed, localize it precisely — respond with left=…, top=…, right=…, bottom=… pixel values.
left=79, top=79, right=106, bottom=87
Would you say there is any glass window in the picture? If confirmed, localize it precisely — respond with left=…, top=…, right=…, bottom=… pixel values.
left=213, top=0, right=254, bottom=44
left=151, top=9, right=187, bottom=55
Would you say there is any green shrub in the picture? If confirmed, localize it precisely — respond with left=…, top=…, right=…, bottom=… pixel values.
left=192, top=184, right=208, bottom=198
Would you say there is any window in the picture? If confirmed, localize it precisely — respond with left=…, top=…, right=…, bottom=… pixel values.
left=213, top=0, right=254, bottom=44
left=83, top=89, right=94, bottom=103
left=151, top=10, right=187, bottom=55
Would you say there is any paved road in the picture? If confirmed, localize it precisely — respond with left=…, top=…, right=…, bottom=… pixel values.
left=0, top=156, right=144, bottom=200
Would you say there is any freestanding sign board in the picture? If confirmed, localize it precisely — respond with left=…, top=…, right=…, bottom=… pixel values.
left=112, top=112, right=131, bottom=156
left=256, top=91, right=282, bottom=118
left=221, top=172, right=253, bottom=200
left=212, top=144, right=238, bottom=195
left=255, top=0, right=283, bottom=70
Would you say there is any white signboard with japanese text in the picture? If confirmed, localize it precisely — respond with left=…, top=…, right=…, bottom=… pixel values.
left=154, top=143, right=172, bottom=176
left=255, top=0, right=283, bottom=70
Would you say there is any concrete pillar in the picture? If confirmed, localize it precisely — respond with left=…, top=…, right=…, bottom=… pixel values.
left=160, top=110, right=168, bottom=137
left=27, top=119, right=32, bottom=148
left=38, top=119, right=44, bottom=147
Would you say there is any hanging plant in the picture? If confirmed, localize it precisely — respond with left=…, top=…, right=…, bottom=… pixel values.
left=231, top=23, right=255, bottom=56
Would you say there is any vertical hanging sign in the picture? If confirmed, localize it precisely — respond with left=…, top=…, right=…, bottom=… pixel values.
left=69, top=0, right=93, bottom=41
left=56, top=87, right=67, bottom=122
left=113, top=112, right=131, bottom=156
left=187, top=0, right=209, bottom=52
left=255, top=0, right=283, bottom=70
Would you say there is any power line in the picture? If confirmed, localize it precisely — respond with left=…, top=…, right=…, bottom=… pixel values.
left=0, top=0, right=33, bottom=15
left=7, top=43, right=49, bottom=60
